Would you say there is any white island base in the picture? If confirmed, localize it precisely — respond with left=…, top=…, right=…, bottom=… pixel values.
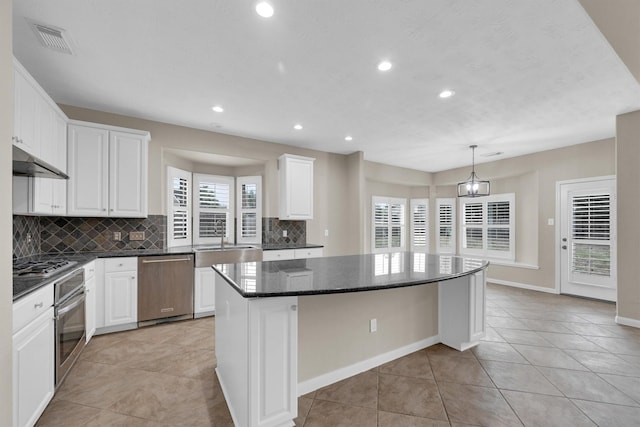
left=215, top=268, right=486, bottom=427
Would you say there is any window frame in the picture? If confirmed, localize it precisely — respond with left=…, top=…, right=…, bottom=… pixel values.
left=236, top=176, right=263, bottom=244
left=193, top=174, right=235, bottom=246
left=459, top=193, right=515, bottom=261
left=435, top=198, right=456, bottom=254
left=410, top=198, right=429, bottom=253
left=371, top=196, right=407, bottom=253
left=167, top=166, right=192, bottom=248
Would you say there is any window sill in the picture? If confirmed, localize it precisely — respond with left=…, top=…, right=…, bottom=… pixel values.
left=486, top=260, right=539, bottom=270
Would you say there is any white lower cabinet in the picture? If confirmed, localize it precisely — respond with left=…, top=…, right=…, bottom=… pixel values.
left=12, top=306, right=55, bottom=427
left=84, top=261, right=97, bottom=342
left=262, top=247, right=323, bottom=262
left=216, top=279, right=298, bottom=427
left=194, top=266, right=216, bottom=317
left=95, top=257, right=138, bottom=334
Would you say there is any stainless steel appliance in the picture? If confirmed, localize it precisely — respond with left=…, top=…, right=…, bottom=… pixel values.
left=138, top=254, right=195, bottom=326
left=13, top=259, right=77, bottom=278
left=54, top=268, right=86, bottom=387
left=12, top=144, right=69, bottom=179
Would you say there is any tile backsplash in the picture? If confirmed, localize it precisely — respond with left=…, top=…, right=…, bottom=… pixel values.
left=13, top=216, right=40, bottom=259
left=262, top=217, right=306, bottom=246
left=14, top=215, right=305, bottom=258
left=13, top=215, right=166, bottom=258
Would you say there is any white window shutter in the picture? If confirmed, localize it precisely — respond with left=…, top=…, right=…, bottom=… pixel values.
left=167, top=166, right=192, bottom=248
left=460, top=193, right=515, bottom=261
left=410, top=199, right=429, bottom=253
left=237, top=176, right=263, bottom=244
left=193, top=174, right=235, bottom=245
left=436, top=198, right=456, bottom=254
left=372, top=196, right=406, bottom=253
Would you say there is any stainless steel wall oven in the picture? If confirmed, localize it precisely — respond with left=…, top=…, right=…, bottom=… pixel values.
left=54, top=268, right=86, bottom=387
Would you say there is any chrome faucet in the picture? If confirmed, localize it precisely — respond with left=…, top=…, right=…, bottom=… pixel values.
left=215, top=219, right=226, bottom=249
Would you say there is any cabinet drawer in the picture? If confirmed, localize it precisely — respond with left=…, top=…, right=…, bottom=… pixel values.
left=13, top=283, right=54, bottom=334
left=262, top=250, right=295, bottom=262
left=104, top=257, right=137, bottom=272
left=84, top=260, right=96, bottom=280
left=294, top=248, right=323, bottom=259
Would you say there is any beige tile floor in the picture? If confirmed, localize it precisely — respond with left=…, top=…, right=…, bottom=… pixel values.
left=36, top=284, right=640, bottom=426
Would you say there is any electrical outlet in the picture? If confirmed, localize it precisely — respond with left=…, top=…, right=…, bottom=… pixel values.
left=113, top=231, right=122, bottom=241
left=370, top=318, right=377, bottom=333
left=130, top=231, right=145, bottom=241
left=283, top=230, right=288, bottom=237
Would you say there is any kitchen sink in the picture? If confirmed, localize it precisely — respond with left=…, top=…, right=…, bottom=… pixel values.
left=194, top=245, right=263, bottom=267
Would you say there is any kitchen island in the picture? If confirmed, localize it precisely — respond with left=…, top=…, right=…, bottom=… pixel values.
left=213, top=252, right=488, bottom=427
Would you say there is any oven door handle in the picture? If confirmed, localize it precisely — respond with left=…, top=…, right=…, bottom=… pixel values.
left=56, top=291, right=86, bottom=318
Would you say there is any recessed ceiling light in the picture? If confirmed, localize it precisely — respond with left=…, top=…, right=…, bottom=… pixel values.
left=377, top=61, right=392, bottom=72
left=294, top=124, right=303, bottom=130
left=439, top=89, right=455, bottom=98
left=255, top=2, right=274, bottom=18
left=212, top=105, right=224, bottom=113
left=345, top=136, right=353, bottom=141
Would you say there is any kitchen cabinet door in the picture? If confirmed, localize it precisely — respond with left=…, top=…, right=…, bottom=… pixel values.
left=194, top=267, right=216, bottom=316
left=67, top=124, right=110, bottom=216
left=12, top=307, right=55, bottom=427
left=104, top=270, right=138, bottom=327
left=12, top=63, right=39, bottom=157
left=109, top=131, right=148, bottom=217
left=279, top=154, right=315, bottom=220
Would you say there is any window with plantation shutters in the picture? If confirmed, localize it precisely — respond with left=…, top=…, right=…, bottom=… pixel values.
left=237, top=176, right=262, bottom=244
left=460, top=193, right=514, bottom=260
left=167, top=166, right=192, bottom=248
left=372, top=196, right=406, bottom=253
left=193, top=174, right=235, bottom=245
left=410, top=199, right=429, bottom=252
left=436, top=198, right=456, bottom=254
left=571, top=194, right=611, bottom=277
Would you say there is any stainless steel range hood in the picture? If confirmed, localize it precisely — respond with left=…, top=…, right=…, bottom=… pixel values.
left=12, top=145, right=69, bottom=179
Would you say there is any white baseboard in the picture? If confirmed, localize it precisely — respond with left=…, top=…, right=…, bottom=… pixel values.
left=297, top=335, right=440, bottom=396
left=615, top=316, right=640, bottom=329
left=488, top=278, right=558, bottom=294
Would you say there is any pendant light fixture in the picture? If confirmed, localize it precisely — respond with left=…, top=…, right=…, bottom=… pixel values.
left=457, top=145, right=490, bottom=197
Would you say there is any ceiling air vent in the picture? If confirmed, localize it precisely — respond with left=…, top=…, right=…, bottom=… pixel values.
left=28, top=20, right=74, bottom=55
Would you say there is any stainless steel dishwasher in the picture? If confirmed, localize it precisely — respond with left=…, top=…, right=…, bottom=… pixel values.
left=138, top=254, right=194, bottom=326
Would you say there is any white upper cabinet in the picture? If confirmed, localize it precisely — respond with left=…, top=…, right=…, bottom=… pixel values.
left=12, top=58, right=69, bottom=216
left=67, top=121, right=149, bottom=218
left=12, top=61, right=39, bottom=157
left=279, top=154, right=315, bottom=220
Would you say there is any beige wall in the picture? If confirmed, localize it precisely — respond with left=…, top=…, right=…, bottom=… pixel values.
left=434, top=139, right=615, bottom=290
left=616, top=110, right=640, bottom=322
left=1, top=0, right=13, bottom=423
left=298, top=284, right=438, bottom=381
left=60, top=105, right=355, bottom=257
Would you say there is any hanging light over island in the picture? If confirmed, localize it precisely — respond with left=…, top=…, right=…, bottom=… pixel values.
left=457, top=145, right=490, bottom=197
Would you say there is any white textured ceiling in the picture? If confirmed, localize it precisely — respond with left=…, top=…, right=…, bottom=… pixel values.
left=12, top=0, right=640, bottom=172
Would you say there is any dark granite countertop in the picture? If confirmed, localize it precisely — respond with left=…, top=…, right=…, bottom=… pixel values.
left=213, top=252, right=489, bottom=298
left=12, top=246, right=195, bottom=301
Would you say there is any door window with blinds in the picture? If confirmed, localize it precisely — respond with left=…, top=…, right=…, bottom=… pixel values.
left=570, top=193, right=613, bottom=281
left=410, top=199, right=429, bottom=252
left=372, top=197, right=406, bottom=253
left=167, top=166, right=192, bottom=247
left=436, top=198, right=456, bottom=254
left=460, top=193, right=515, bottom=260
left=236, top=176, right=262, bottom=244
left=193, top=174, right=235, bottom=245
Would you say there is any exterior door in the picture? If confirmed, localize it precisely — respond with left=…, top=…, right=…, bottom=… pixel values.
left=559, top=177, right=616, bottom=301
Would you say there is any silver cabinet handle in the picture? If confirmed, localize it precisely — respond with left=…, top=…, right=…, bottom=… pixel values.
left=131, top=276, right=135, bottom=280
left=291, top=305, right=297, bottom=311
left=34, top=302, right=44, bottom=309
left=141, top=257, right=192, bottom=264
